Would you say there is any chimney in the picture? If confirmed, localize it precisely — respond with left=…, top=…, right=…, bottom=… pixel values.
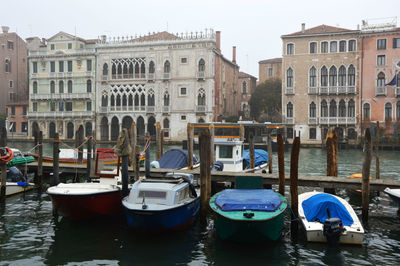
left=232, top=46, right=236, bottom=64
left=216, top=31, right=221, bottom=52
left=2, top=26, right=9, bottom=33
left=301, top=23, right=305, bottom=33
left=101, top=35, right=107, bottom=43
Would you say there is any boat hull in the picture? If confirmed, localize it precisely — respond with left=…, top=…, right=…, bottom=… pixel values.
left=48, top=190, right=123, bottom=219
left=123, top=197, right=200, bottom=231
left=5, top=182, right=34, bottom=196
left=304, top=228, right=363, bottom=245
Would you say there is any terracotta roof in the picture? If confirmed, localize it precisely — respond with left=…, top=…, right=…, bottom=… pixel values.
left=132, top=31, right=180, bottom=42
left=282, top=24, right=356, bottom=37
left=259, top=57, right=282, bottom=64
left=239, top=71, right=256, bottom=79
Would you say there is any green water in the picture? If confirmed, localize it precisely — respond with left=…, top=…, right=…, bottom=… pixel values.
left=1, top=143, right=399, bottom=265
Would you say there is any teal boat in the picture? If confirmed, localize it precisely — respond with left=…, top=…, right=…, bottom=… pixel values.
left=209, top=176, right=287, bottom=242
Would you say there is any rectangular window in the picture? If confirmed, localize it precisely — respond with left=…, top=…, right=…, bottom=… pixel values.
left=68, top=43, right=72, bottom=49
left=7, top=41, right=14, bottom=50
left=309, top=128, right=316, bottom=140
left=67, top=61, right=73, bottom=72
left=50, top=101, right=55, bottom=111
left=377, top=55, right=386, bottom=66
left=309, top=42, right=317, bottom=54
left=321, top=42, right=328, bottom=53
left=87, top=101, right=92, bottom=111
left=86, top=59, right=92, bottom=71
left=287, top=128, right=293, bottom=139
left=65, top=102, right=72, bottom=111
left=181, top=115, right=186, bottom=120
left=33, top=62, right=38, bottom=73
left=33, top=102, right=37, bottom=112
left=22, top=106, right=27, bottom=116
left=50, top=44, right=55, bottom=50
left=268, top=67, right=273, bottom=78
left=180, top=87, right=187, bottom=96
left=50, top=61, right=55, bottom=72
left=21, top=122, right=28, bottom=133
left=348, top=40, right=356, bottom=51
left=339, top=40, right=346, bottom=52
left=393, top=38, right=400, bottom=48
left=180, top=57, right=187, bottom=63
left=287, top=43, right=294, bottom=55
left=9, top=80, right=13, bottom=88
left=9, top=122, right=16, bottom=132
left=219, top=145, right=233, bottom=159
left=59, top=101, right=64, bottom=111
left=377, top=39, right=386, bottom=50
left=330, top=41, right=337, bottom=53
left=59, top=61, right=64, bottom=72
left=11, top=106, right=15, bottom=115
left=9, top=92, right=16, bottom=101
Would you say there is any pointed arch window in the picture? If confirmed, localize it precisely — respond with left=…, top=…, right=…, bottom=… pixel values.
left=140, top=94, right=145, bottom=107
left=148, top=90, right=155, bottom=106
left=242, top=81, right=247, bottom=94
left=321, top=100, right=328, bottom=117
left=164, top=92, right=170, bottom=106
left=111, top=63, right=116, bottom=78
left=339, top=100, right=346, bottom=117
left=309, top=67, right=316, bottom=87
left=149, top=61, right=155, bottom=73
left=287, top=102, right=293, bottom=118
left=338, top=66, right=346, bottom=86
left=385, top=102, right=392, bottom=120
left=363, top=103, right=370, bottom=119
left=329, top=99, right=337, bottom=117
left=348, top=65, right=355, bottom=86
left=348, top=99, right=355, bottom=117
left=103, top=63, right=108, bottom=76
left=329, top=66, right=337, bottom=86
left=164, top=60, right=170, bottom=73
left=377, top=72, right=385, bottom=88
left=321, top=66, right=328, bottom=87
left=50, top=81, right=55, bottom=93
left=198, top=89, right=206, bottom=106
left=286, top=68, right=293, bottom=87
left=102, top=95, right=108, bottom=107
left=309, top=102, right=316, bottom=117
left=198, top=59, right=205, bottom=72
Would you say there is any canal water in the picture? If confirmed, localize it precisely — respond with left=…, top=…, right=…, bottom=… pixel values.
left=1, top=142, right=399, bottom=265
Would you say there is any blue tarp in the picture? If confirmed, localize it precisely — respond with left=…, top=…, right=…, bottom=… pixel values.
left=157, top=149, right=199, bottom=169
left=243, top=149, right=268, bottom=168
left=302, top=193, right=354, bottom=226
left=215, top=189, right=282, bottom=212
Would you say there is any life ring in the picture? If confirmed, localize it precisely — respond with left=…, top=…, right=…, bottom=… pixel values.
left=0, top=147, right=14, bottom=164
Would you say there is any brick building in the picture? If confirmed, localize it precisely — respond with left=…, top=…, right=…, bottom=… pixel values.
left=238, top=71, right=257, bottom=120
left=258, top=57, right=282, bottom=84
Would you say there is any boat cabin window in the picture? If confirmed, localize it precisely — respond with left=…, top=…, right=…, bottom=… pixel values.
left=178, top=187, right=189, bottom=202
left=219, top=146, right=233, bottom=159
left=138, top=190, right=167, bottom=199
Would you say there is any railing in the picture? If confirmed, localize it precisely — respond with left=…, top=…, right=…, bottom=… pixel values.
left=85, top=71, right=93, bottom=77
left=66, top=72, right=73, bottom=78
left=147, top=73, right=155, bottom=81
left=308, top=87, right=318, bottom=94
left=375, top=87, right=386, bottom=96
left=308, top=117, right=318, bottom=124
left=146, top=106, right=155, bottom=113
left=337, top=86, right=346, bottom=94
left=30, top=93, right=92, bottom=100
left=102, top=75, right=108, bottom=81
left=329, top=86, right=337, bottom=94
left=395, top=87, right=400, bottom=97
left=162, top=106, right=170, bottom=113
left=99, top=106, right=108, bottom=113
left=319, top=86, right=328, bottom=94
left=348, top=86, right=356, bottom=94
left=27, top=111, right=94, bottom=118
left=285, top=87, right=294, bottom=95
left=286, top=117, right=294, bottom=124
left=163, top=73, right=170, bottom=80
left=110, top=73, right=147, bottom=80
left=57, top=73, right=64, bottom=78
left=196, top=71, right=205, bottom=80
left=196, top=105, right=206, bottom=113
left=49, top=72, right=56, bottom=78
left=30, top=73, right=37, bottom=78
left=319, top=117, right=356, bottom=125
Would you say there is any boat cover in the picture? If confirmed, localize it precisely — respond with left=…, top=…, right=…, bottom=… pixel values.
left=243, top=149, right=268, bottom=168
left=157, top=149, right=199, bottom=169
left=215, top=189, right=282, bottom=212
left=302, top=193, right=354, bottom=226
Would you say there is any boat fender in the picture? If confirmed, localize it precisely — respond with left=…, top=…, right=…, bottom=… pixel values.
left=243, top=212, right=254, bottom=218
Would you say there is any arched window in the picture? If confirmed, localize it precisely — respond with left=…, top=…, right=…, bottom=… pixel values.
left=338, top=66, right=346, bottom=86
left=309, top=102, right=316, bottom=117
left=140, top=94, right=145, bottom=107
left=396, top=101, right=400, bottom=120
left=68, top=80, right=73, bottom=93
left=377, top=72, right=385, bottom=88
left=67, top=122, right=74, bottom=139
left=339, top=40, right=346, bottom=52
left=363, top=103, right=370, bottom=119
left=329, top=66, right=337, bottom=86
left=339, top=100, right=346, bottom=117
left=287, top=102, right=293, bottom=117
left=348, top=65, right=355, bottom=86
left=321, top=100, right=328, bottom=117
left=348, top=99, right=355, bottom=117
left=149, top=61, right=155, bottom=73
left=59, top=81, right=64, bottom=93
left=103, top=63, right=108, bottom=76
left=116, top=94, right=121, bottom=106
left=122, top=94, right=127, bottom=106
left=50, top=81, right=55, bottom=93
left=117, top=64, right=122, bottom=75
left=309, top=67, right=316, bottom=87
left=148, top=92, right=155, bottom=106
left=164, top=60, right=170, bottom=73
left=5, top=59, right=11, bottom=73
left=198, top=89, right=206, bottom=106
left=123, top=63, right=128, bottom=76
left=112, top=64, right=116, bottom=77
left=163, top=118, right=169, bottom=129
left=164, top=92, right=170, bottom=106
left=286, top=43, right=294, bottom=55
left=134, top=94, right=139, bottom=107
left=286, top=68, right=293, bottom=87
left=385, top=102, right=392, bottom=120
left=110, top=94, right=115, bottom=106
left=321, top=66, right=328, bottom=87
left=102, top=95, right=108, bottom=107
left=33, top=81, right=38, bottom=94
left=86, top=80, right=92, bottom=93
left=198, top=59, right=205, bottom=72
left=242, top=81, right=247, bottom=94
left=128, top=94, right=133, bottom=107
left=329, top=99, right=337, bottom=117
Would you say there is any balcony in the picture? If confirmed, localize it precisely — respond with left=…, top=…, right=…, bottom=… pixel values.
left=110, top=73, right=146, bottom=80
left=85, top=71, right=93, bottom=77
left=99, top=106, right=108, bottom=113
left=57, top=73, right=64, bottom=78
left=347, top=86, right=356, bottom=94
left=30, top=73, right=38, bottom=79
left=319, top=117, right=356, bottom=125
left=163, top=73, right=170, bottom=80
left=319, top=86, right=356, bottom=95
left=30, top=93, right=92, bottom=100
left=49, top=72, right=56, bottom=78
left=196, top=71, right=205, bottom=80
left=146, top=106, right=155, bottom=113
left=162, top=106, right=170, bottom=113
left=319, top=86, right=328, bottom=94
left=27, top=111, right=94, bottom=119
left=395, top=87, right=400, bottom=97
left=102, top=75, right=108, bottom=81
left=375, top=87, right=386, bottom=96
left=308, top=117, right=318, bottom=125
left=66, top=72, right=73, bottom=78
left=147, top=73, right=155, bottom=81
left=329, top=86, right=337, bottom=94
left=286, top=117, right=294, bottom=124
left=285, top=87, right=294, bottom=95
left=308, top=87, right=318, bottom=94
left=196, top=105, right=206, bottom=113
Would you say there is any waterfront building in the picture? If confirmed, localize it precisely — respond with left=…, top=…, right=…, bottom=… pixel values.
left=27, top=32, right=97, bottom=139
left=0, top=26, right=28, bottom=117
left=258, top=57, right=282, bottom=84
left=95, top=30, right=239, bottom=141
left=281, top=24, right=360, bottom=144
left=238, top=71, right=257, bottom=120
left=6, top=100, right=28, bottom=136
left=359, top=20, right=400, bottom=135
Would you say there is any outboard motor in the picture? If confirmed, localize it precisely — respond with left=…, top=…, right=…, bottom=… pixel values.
left=211, top=161, right=224, bottom=171
left=323, top=208, right=345, bottom=245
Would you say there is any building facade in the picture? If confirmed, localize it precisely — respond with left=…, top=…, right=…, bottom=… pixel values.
left=27, top=32, right=97, bottom=139
left=0, top=26, right=28, bottom=116
left=258, top=57, right=282, bottom=84
left=6, top=100, right=28, bottom=136
left=281, top=24, right=360, bottom=144
left=238, top=71, right=257, bottom=120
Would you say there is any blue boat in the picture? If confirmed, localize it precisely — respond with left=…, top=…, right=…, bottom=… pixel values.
left=122, top=173, right=200, bottom=231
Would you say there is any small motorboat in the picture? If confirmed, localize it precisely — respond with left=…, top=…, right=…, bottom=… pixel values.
left=298, top=191, right=364, bottom=245
left=209, top=188, right=287, bottom=242
left=5, top=166, right=35, bottom=196
left=150, top=149, right=199, bottom=170
left=122, top=173, right=200, bottom=231
left=384, top=187, right=400, bottom=205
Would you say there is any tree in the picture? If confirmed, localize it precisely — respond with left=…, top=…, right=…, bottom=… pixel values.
left=249, top=78, right=282, bottom=122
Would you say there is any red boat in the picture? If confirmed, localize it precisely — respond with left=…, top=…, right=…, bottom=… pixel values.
left=46, top=149, right=123, bottom=219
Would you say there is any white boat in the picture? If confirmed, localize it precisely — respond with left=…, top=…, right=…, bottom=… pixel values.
left=298, top=191, right=364, bottom=245
left=384, top=188, right=400, bottom=205
left=3, top=166, right=35, bottom=196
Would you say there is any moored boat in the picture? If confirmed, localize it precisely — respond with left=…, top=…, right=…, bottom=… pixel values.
left=384, top=187, right=400, bottom=205
left=298, top=191, right=364, bottom=245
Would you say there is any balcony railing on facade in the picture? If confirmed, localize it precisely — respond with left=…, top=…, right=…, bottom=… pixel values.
left=285, top=87, right=294, bottom=95
left=285, top=117, right=294, bottom=124
left=163, top=73, right=171, bottom=80
left=30, top=71, right=93, bottom=79
left=308, top=117, right=318, bottom=125
left=318, top=86, right=356, bottom=95
left=147, top=73, right=155, bottom=81
left=375, top=87, right=386, bottom=96
left=30, top=93, right=93, bottom=100
left=196, top=105, right=206, bottom=113
left=111, top=73, right=146, bottom=80
left=27, top=111, right=94, bottom=118
left=196, top=71, right=205, bottom=80
left=29, top=49, right=96, bottom=56
left=162, top=106, right=170, bottom=113
left=319, top=117, right=356, bottom=125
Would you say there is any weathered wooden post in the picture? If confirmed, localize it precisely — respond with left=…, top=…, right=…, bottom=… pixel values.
left=267, top=135, right=273, bottom=174
left=134, top=145, right=140, bottom=181
left=290, top=136, right=300, bottom=236
left=86, top=131, right=92, bottom=182
left=239, top=124, right=245, bottom=141
left=37, top=131, right=43, bottom=186
left=362, top=128, right=372, bottom=222
left=130, top=122, right=137, bottom=169
left=145, top=132, right=151, bottom=178
left=0, top=126, right=7, bottom=201
left=187, top=123, right=194, bottom=170
left=53, top=133, right=60, bottom=186
left=277, top=134, right=285, bottom=196
left=114, top=128, right=131, bottom=197
left=76, top=126, right=84, bottom=164
left=325, top=131, right=337, bottom=194
left=375, top=121, right=380, bottom=180
left=199, top=128, right=211, bottom=213
left=249, top=132, right=255, bottom=169
left=209, top=124, right=214, bottom=166
left=160, top=129, right=164, bottom=156
left=156, top=122, right=162, bottom=160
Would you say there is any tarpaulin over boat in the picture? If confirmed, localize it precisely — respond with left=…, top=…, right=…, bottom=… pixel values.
left=243, top=149, right=268, bottom=168
left=215, top=189, right=282, bottom=212
left=157, top=149, right=199, bottom=169
left=302, top=193, right=354, bottom=226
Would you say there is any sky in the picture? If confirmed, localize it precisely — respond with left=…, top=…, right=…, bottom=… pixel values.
left=2, top=0, right=399, bottom=78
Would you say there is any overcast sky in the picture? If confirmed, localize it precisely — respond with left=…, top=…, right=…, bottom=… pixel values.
left=2, top=0, right=399, bottom=78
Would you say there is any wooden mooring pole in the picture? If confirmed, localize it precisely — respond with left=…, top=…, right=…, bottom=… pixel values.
left=53, top=133, right=60, bottom=186
left=145, top=132, right=151, bottom=178
left=156, top=122, right=162, bottom=160
left=362, top=128, right=372, bottom=222
left=0, top=126, right=7, bottom=201
left=37, top=131, right=43, bottom=186
left=187, top=123, right=194, bottom=170
left=76, top=126, right=84, bottom=164
left=277, top=134, right=285, bottom=196
left=249, top=132, right=255, bottom=169
left=209, top=124, right=214, bottom=166
left=325, top=131, right=338, bottom=194
left=290, top=136, right=300, bottom=236
left=199, top=129, right=211, bottom=214
left=86, top=131, right=92, bottom=182
left=134, top=145, right=140, bottom=181
left=375, top=121, right=380, bottom=180
left=268, top=135, right=273, bottom=174
left=121, top=129, right=130, bottom=197
left=130, top=122, right=137, bottom=169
